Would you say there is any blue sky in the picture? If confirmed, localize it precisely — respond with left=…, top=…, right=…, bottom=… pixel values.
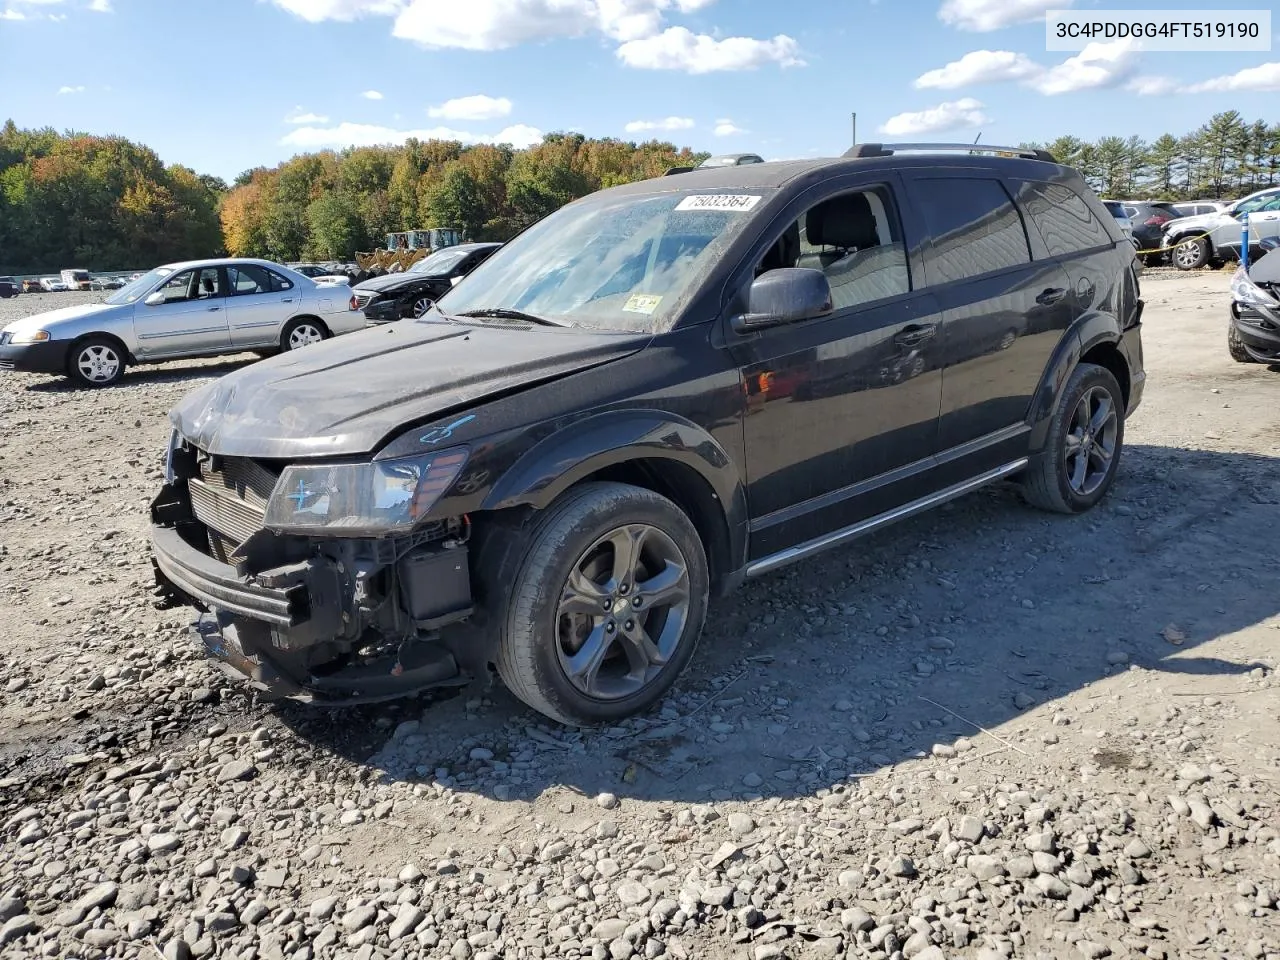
left=2, top=0, right=1278, bottom=181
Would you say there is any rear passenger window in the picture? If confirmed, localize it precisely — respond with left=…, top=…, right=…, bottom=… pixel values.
left=913, top=178, right=1030, bottom=284
left=1013, top=181, right=1114, bottom=257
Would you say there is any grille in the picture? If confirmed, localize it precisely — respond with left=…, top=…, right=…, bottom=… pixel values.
left=353, top=291, right=376, bottom=309
left=188, top=455, right=279, bottom=554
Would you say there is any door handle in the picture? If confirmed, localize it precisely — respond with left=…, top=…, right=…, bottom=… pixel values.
left=207, top=306, right=222, bottom=311
left=281, top=298, right=294, bottom=303
left=1036, top=288, right=1067, bottom=306
left=895, top=324, right=936, bottom=347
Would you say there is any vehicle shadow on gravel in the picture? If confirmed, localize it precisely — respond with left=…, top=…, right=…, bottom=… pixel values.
left=21, top=358, right=255, bottom=392
left=273, top=442, right=1279, bottom=807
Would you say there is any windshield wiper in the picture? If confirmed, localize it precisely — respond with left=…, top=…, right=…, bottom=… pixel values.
left=454, top=307, right=568, bottom=327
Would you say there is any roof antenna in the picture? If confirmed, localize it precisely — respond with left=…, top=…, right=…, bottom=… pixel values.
left=974, top=132, right=982, bottom=144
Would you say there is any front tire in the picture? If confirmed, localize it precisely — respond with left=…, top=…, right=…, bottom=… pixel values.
left=281, top=318, right=329, bottom=351
left=67, top=337, right=126, bottom=387
left=1228, top=322, right=1256, bottom=363
left=1173, top=236, right=1209, bottom=270
left=1021, top=362, right=1125, bottom=514
left=495, top=482, right=709, bottom=726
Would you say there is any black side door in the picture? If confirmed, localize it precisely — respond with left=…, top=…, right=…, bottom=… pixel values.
left=725, top=173, right=947, bottom=559
left=903, top=172, right=1075, bottom=479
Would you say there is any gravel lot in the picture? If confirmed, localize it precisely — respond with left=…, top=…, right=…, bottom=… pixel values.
left=1, top=276, right=1278, bottom=960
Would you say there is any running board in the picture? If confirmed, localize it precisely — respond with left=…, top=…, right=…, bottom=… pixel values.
left=745, top=458, right=1029, bottom=578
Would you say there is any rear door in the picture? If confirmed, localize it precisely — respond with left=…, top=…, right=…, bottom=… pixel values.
left=225, top=264, right=299, bottom=348
left=904, top=173, right=1074, bottom=471
left=132, top=266, right=229, bottom=359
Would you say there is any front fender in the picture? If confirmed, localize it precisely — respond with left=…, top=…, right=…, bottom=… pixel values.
left=481, top=409, right=749, bottom=574
left=1026, top=311, right=1121, bottom=451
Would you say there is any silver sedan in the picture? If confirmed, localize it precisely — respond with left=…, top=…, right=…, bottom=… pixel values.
left=0, top=258, right=364, bottom=387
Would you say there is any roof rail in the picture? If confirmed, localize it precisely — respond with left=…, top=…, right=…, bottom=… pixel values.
left=663, top=165, right=694, bottom=176
left=844, top=142, right=1057, bottom=163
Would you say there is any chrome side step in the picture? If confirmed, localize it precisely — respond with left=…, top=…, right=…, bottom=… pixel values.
left=745, top=458, right=1029, bottom=578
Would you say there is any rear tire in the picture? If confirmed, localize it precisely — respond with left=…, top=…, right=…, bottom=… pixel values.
left=1021, top=362, right=1125, bottom=514
left=495, top=482, right=709, bottom=726
left=1228, top=322, right=1256, bottom=363
left=281, top=318, right=329, bottom=351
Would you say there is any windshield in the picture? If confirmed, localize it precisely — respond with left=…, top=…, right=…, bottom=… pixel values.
left=410, top=248, right=469, bottom=275
left=105, top=266, right=174, bottom=304
left=1233, top=192, right=1280, bottom=216
left=438, top=189, right=771, bottom=332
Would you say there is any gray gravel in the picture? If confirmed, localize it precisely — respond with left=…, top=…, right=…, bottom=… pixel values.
left=1, top=275, right=1278, bottom=960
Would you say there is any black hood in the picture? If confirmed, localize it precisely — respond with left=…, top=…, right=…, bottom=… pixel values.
left=354, top=270, right=449, bottom=294
left=169, top=321, right=649, bottom=459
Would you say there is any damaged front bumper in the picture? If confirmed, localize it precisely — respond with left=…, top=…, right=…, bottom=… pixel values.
left=150, top=479, right=478, bottom=705
left=1231, top=301, right=1280, bottom=363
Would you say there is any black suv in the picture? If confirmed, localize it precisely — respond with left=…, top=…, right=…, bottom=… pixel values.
left=150, top=143, right=1145, bottom=725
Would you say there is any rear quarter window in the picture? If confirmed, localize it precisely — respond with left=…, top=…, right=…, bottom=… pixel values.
left=1012, top=181, right=1116, bottom=257
left=912, top=178, right=1031, bottom=285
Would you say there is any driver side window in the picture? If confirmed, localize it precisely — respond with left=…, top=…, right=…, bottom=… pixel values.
left=755, top=187, right=911, bottom=311
left=156, top=267, right=222, bottom=303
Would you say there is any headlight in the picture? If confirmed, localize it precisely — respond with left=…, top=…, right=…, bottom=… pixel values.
left=9, top=329, right=50, bottom=344
left=263, top=447, right=469, bottom=535
left=1230, top=267, right=1279, bottom=310
left=163, top=429, right=182, bottom=483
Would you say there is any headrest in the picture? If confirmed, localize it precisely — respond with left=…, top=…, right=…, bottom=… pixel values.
left=806, top=193, right=880, bottom=250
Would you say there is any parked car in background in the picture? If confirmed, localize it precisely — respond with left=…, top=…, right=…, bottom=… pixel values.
left=0, top=258, right=365, bottom=387
left=39, top=277, right=68, bottom=292
left=1100, top=200, right=1136, bottom=244
left=1228, top=242, right=1280, bottom=365
left=0, top=276, right=19, bottom=298
left=149, top=143, right=1145, bottom=723
left=1171, top=200, right=1227, bottom=218
left=89, top=277, right=125, bottom=291
left=1164, top=187, right=1280, bottom=270
left=352, top=242, right=502, bottom=324
left=286, top=262, right=352, bottom=285
left=61, top=268, right=93, bottom=290
left=1117, top=200, right=1181, bottom=262
left=22, top=278, right=42, bottom=293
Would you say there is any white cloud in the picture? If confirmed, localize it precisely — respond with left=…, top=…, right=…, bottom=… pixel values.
left=361, top=89, right=384, bottom=100
left=1, top=8, right=25, bottom=17
left=428, top=94, right=513, bottom=121
left=915, top=49, right=1040, bottom=89
left=270, top=0, right=403, bottom=22
left=879, top=98, right=988, bottom=137
left=1126, top=75, right=1179, bottom=96
left=285, top=107, right=330, bottom=124
left=1027, top=39, right=1135, bottom=95
left=57, top=84, right=85, bottom=94
left=88, top=0, right=111, bottom=11
left=1186, top=62, right=1280, bottom=93
left=280, top=121, right=544, bottom=150
left=938, top=0, right=1069, bottom=32
left=624, top=116, right=694, bottom=133
left=713, top=118, right=745, bottom=136
left=616, top=26, right=802, bottom=73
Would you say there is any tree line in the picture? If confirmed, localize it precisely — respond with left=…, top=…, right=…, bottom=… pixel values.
left=1023, top=111, right=1280, bottom=200
left=219, top=134, right=707, bottom=262
left=3, top=111, right=1278, bottom=273
left=0, top=120, right=224, bottom=275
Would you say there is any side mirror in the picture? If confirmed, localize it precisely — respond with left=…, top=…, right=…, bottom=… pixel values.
left=143, top=291, right=165, bottom=306
left=730, top=267, right=833, bottom=333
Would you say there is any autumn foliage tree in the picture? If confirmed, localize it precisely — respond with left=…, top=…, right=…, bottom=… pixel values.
left=0, top=120, right=223, bottom=273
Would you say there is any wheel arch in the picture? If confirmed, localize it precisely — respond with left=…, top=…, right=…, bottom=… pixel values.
left=281, top=314, right=331, bottom=344
left=479, top=409, right=749, bottom=592
left=1027, top=312, right=1131, bottom=452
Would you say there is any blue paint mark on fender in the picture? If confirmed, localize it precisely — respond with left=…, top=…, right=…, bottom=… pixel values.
left=420, top=414, right=476, bottom=445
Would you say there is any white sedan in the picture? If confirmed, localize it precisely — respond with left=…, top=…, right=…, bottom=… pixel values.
left=0, top=258, right=365, bottom=387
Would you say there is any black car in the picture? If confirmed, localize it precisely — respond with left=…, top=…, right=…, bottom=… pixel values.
left=1119, top=200, right=1181, bottom=262
left=351, top=243, right=502, bottom=324
left=1228, top=242, right=1280, bottom=364
left=149, top=143, right=1145, bottom=725
left=0, top=277, right=19, bottom=298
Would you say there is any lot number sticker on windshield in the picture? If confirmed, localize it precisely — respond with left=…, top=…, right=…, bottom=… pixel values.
left=624, top=294, right=662, bottom=315
left=675, top=194, right=762, bottom=212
